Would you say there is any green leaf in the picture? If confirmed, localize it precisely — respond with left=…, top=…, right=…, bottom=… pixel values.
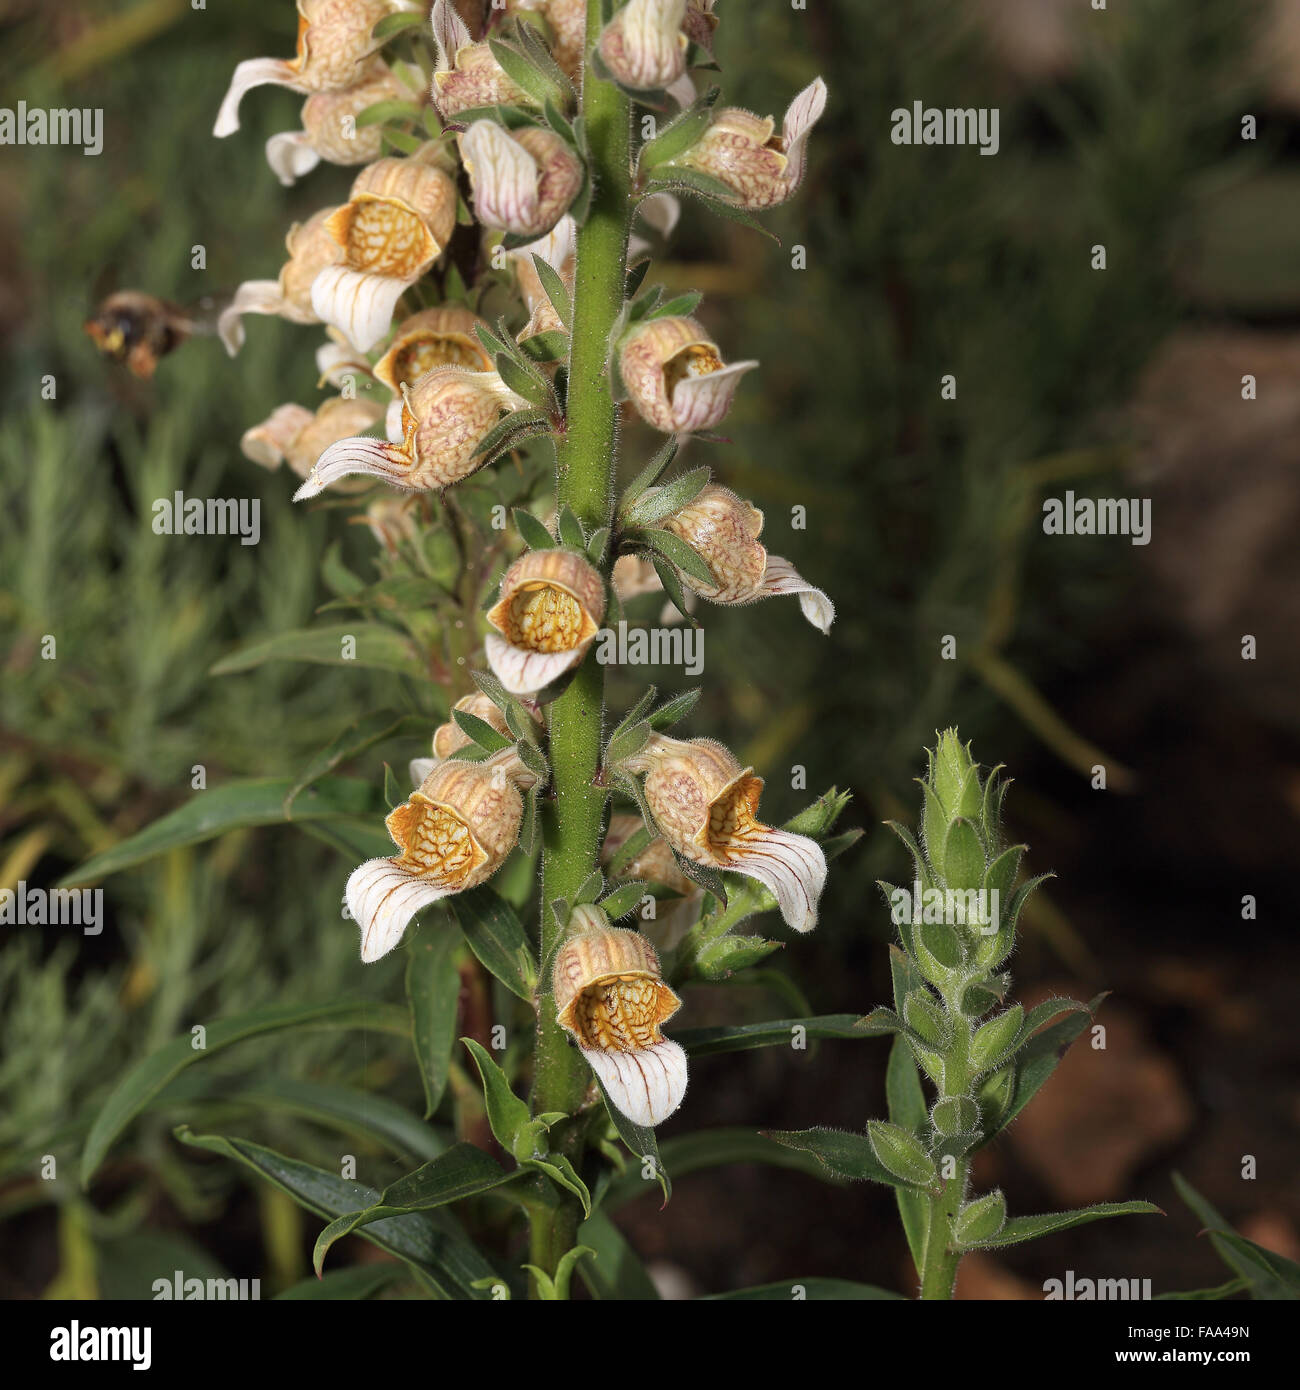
left=1172, top=1172, right=1300, bottom=1299
left=599, top=1081, right=669, bottom=1205
left=970, top=1004, right=1023, bottom=1073
left=284, top=712, right=428, bottom=815
left=990, top=992, right=1105, bottom=1136
left=471, top=407, right=550, bottom=463
left=174, top=1128, right=496, bottom=1299
left=982, top=844, right=1023, bottom=905
left=448, top=887, right=536, bottom=1002
left=619, top=437, right=679, bottom=509
left=407, top=934, right=461, bottom=1118
left=577, top=1211, right=661, bottom=1300
left=597, top=879, right=651, bottom=921
left=488, top=35, right=569, bottom=110
left=674, top=1014, right=871, bottom=1056
left=530, top=252, right=572, bottom=330
left=1156, top=1277, right=1252, bottom=1302
left=354, top=99, right=425, bottom=128
left=867, top=1120, right=939, bottom=1188
left=275, top=1265, right=406, bottom=1300
left=960, top=1200, right=1162, bottom=1250
left=694, top=933, right=781, bottom=979
left=650, top=553, right=695, bottom=623
left=637, top=85, right=720, bottom=170
left=58, top=776, right=383, bottom=887
left=605, top=717, right=652, bottom=769
left=460, top=1038, right=535, bottom=1157
left=528, top=1152, right=592, bottom=1217
left=634, top=527, right=715, bottom=586
left=647, top=687, right=701, bottom=731
left=623, top=466, right=711, bottom=527
left=495, top=351, right=552, bottom=409
left=651, top=291, right=704, bottom=321
left=452, top=707, right=514, bottom=754
left=313, top=1143, right=517, bottom=1275
left=210, top=624, right=425, bottom=677
left=942, top=818, right=985, bottom=893
left=919, top=783, right=948, bottom=878
left=229, top=1078, right=446, bottom=1164
left=700, top=1279, right=904, bottom=1301
left=471, top=669, right=542, bottom=747
left=512, top=506, right=555, bottom=550
left=372, top=10, right=427, bottom=40
left=766, top=1126, right=933, bottom=1192
left=557, top=504, right=586, bottom=549
left=519, top=328, right=569, bottom=363
left=81, top=1001, right=409, bottom=1186
left=586, top=525, right=610, bottom=564
left=952, top=1189, right=1007, bottom=1247
left=886, top=1036, right=930, bottom=1273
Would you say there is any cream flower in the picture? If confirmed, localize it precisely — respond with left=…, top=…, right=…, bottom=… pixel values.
left=662, top=77, right=827, bottom=209
left=266, top=65, right=410, bottom=186
left=658, top=484, right=834, bottom=632
left=347, top=756, right=527, bottom=962
left=553, top=911, right=687, bottom=1127
left=294, top=365, right=525, bottom=500
left=310, top=153, right=458, bottom=352
left=431, top=0, right=531, bottom=119
left=372, top=305, right=494, bottom=394
left=459, top=121, right=582, bottom=239
left=241, top=396, right=385, bottom=484
left=484, top=548, right=606, bottom=695
left=598, top=0, right=688, bottom=92
left=622, top=734, right=827, bottom=934
left=618, top=315, right=757, bottom=434
left=213, top=0, right=396, bottom=138
left=218, top=207, right=343, bottom=355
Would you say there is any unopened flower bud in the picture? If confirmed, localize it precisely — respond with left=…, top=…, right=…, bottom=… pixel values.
left=598, top=0, right=688, bottom=92
left=485, top=548, right=606, bottom=694
left=459, top=121, right=583, bottom=239
left=294, top=365, right=524, bottom=500
left=662, top=77, right=827, bottom=209
left=214, top=0, right=396, bottom=138
left=623, top=734, right=827, bottom=934
left=373, top=306, right=494, bottom=394
left=659, top=484, right=834, bottom=632
left=241, top=396, right=385, bottom=486
left=347, top=758, right=523, bottom=962
left=618, top=316, right=757, bottom=434
left=311, top=154, right=459, bottom=351
left=218, top=207, right=343, bottom=355
left=553, top=915, right=687, bottom=1127
left=432, top=0, right=532, bottom=120
left=266, top=65, right=410, bottom=186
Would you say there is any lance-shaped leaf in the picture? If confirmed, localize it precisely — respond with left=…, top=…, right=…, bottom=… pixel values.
left=867, top=1120, right=940, bottom=1189
left=210, top=624, right=425, bottom=677
left=637, top=86, right=720, bottom=170
left=284, top=712, right=430, bottom=815
left=623, top=466, right=711, bottom=528
left=958, top=1200, right=1163, bottom=1250
left=647, top=686, right=701, bottom=731
left=452, top=707, right=514, bottom=754
left=886, top=1036, right=930, bottom=1272
left=448, top=888, right=536, bottom=1003
left=407, top=934, right=461, bottom=1118
left=674, top=1014, right=868, bottom=1056
left=1171, top=1172, right=1300, bottom=1299
left=619, top=436, right=679, bottom=510
left=630, top=526, right=716, bottom=587
left=599, top=1080, right=670, bottom=1205
left=764, top=1126, right=934, bottom=1192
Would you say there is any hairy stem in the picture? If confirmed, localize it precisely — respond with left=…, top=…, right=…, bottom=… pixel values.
left=528, top=0, right=633, bottom=1298
left=918, top=998, right=973, bottom=1300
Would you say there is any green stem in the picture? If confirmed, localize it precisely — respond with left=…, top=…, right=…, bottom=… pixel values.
left=918, top=999, right=972, bottom=1300
left=528, top=0, right=632, bottom=1298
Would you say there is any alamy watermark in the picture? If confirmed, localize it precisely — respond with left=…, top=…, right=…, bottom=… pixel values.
left=1, top=883, right=102, bottom=935
left=152, top=492, right=261, bottom=546
left=889, top=879, right=1000, bottom=935
left=1, top=102, right=103, bottom=156
left=890, top=101, right=1000, bottom=156
left=594, top=620, right=703, bottom=675
left=1043, top=491, right=1151, bottom=546
left=1043, top=1270, right=1152, bottom=1300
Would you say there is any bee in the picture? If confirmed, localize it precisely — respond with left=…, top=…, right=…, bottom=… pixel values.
left=83, top=290, right=212, bottom=380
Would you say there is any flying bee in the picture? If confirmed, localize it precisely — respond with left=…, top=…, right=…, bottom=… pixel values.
left=83, top=290, right=216, bottom=380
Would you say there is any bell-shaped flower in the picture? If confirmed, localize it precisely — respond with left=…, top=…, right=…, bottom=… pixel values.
left=506, top=0, right=586, bottom=81
left=348, top=753, right=527, bottom=962
left=409, top=690, right=544, bottom=786
left=601, top=813, right=703, bottom=951
left=266, top=65, right=409, bottom=186
left=618, top=315, right=757, bottom=434
left=510, top=216, right=576, bottom=343
left=431, top=0, right=531, bottom=119
left=598, top=0, right=688, bottom=92
left=293, top=364, right=526, bottom=500
left=621, top=734, right=827, bottom=934
left=213, top=0, right=396, bottom=138
left=310, top=153, right=458, bottom=352
left=484, top=548, right=606, bottom=694
left=373, top=305, right=494, bottom=394
left=658, top=483, right=834, bottom=632
left=662, top=77, right=827, bottom=209
left=241, top=396, right=385, bottom=486
left=218, top=207, right=343, bottom=355
left=553, top=909, right=687, bottom=1127
left=459, top=120, right=582, bottom=240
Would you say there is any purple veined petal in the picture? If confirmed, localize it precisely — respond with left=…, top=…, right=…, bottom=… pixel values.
left=292, top=436, right=415, bottom=501
left=461, top=120, right=540, bottom=234
left=583, top=1039, right=688, bottom=1128
left=760, top=554, right=835, bottom=633
left=484, top=632, right=589, bottom=696
left=670, top=358, right=759, bottom=432
left=265, top=129, right=322, bottom=187
left=781, top=76, right=828, bottom=190
left=723, top=826, right=827, bottom=934
left=311, top=265, right=411, bottom=354
left=408, top=756, right=437, bottom=788
left=214, top=57, right=306, bottom=138
left=346, top=857, right=452, bottom=963
left=217, top=280, right=286, bottom=356
left=430, top=0, right=472, bottom=73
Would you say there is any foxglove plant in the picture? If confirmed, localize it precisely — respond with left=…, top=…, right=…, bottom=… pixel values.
left=81, top=0, right=864, bottom=1302
left=768, top=731, right=1161, bottom=1298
